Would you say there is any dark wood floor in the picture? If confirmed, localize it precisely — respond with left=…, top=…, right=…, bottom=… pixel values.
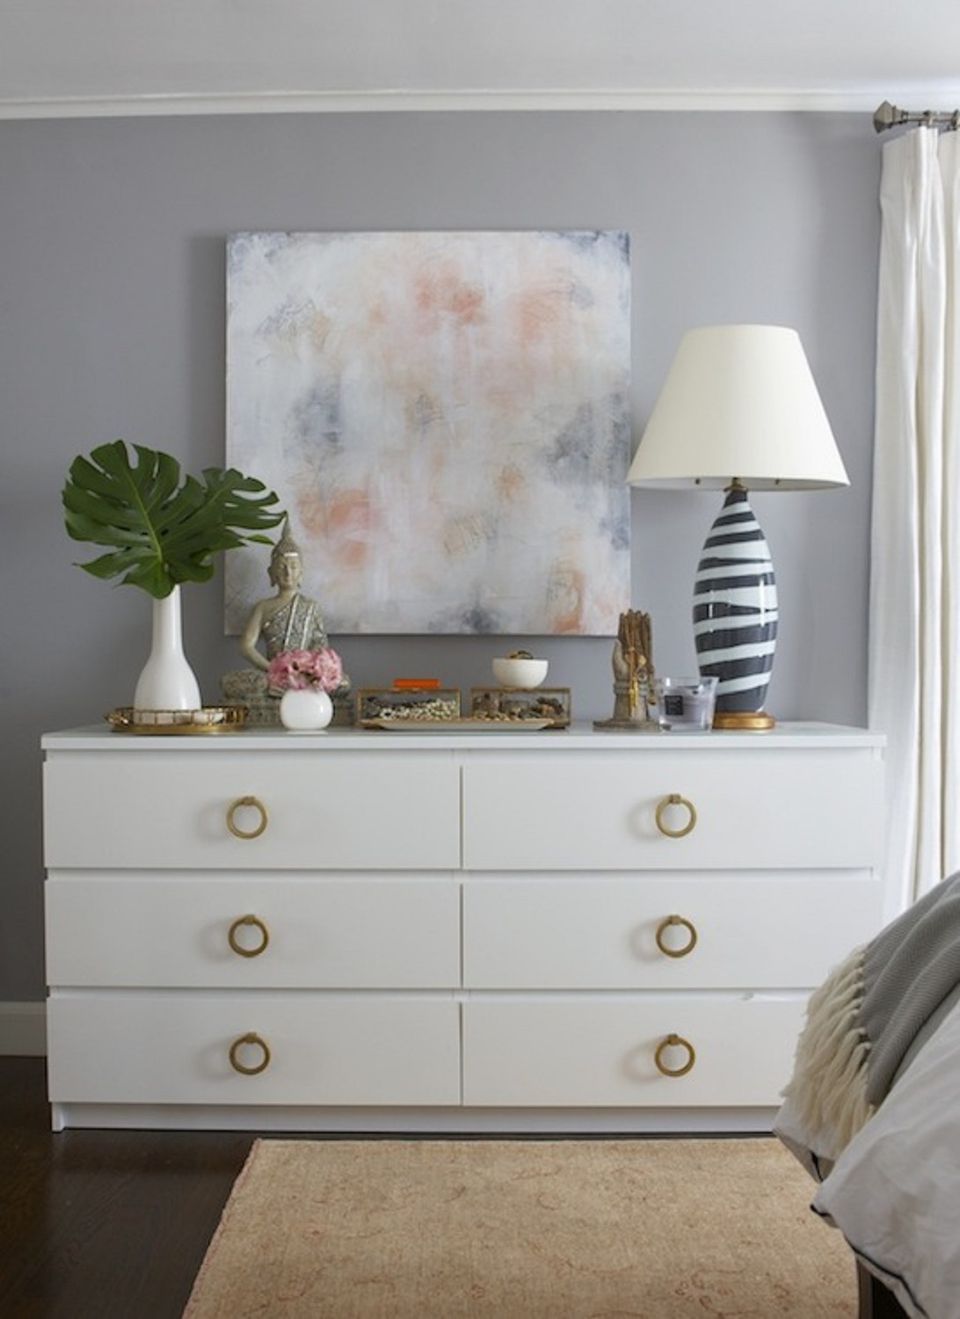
left=1, top=1057, right=908, bottom=1319
left=0, top=1058, right=250, bottom=1319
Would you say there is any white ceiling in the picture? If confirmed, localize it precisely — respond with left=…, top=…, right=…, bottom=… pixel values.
left=3, top=0, right=960, bottom=119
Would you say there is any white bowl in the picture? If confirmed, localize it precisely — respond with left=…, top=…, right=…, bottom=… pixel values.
left=492, top=657, right=549, bottom=689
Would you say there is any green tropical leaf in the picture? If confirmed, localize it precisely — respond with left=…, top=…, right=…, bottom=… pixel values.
left=63, top=439, right=286, bottom=599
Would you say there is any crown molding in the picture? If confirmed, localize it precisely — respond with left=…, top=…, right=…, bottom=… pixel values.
left=2, top=85, right=954, bottom=121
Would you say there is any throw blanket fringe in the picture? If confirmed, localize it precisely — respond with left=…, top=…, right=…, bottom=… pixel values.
left=779, top=872, right=960, bottom=1174
left=781, top=946, right=873, bottom=1160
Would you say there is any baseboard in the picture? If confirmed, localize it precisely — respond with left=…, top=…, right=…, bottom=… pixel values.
left=0, top=1001, right=47, bottom=1056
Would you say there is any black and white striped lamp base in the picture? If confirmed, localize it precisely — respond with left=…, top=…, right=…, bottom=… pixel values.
left=694, top=485, right=778, bottom=730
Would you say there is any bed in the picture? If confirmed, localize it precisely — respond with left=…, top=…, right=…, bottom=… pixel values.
left=775, top=875, right=960, bottom=1319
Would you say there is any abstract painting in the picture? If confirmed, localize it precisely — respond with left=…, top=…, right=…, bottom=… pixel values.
left=225, top=230, right=631, bottom=635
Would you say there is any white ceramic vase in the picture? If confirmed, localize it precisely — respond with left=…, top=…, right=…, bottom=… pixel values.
left=279, top=687, right=334, bottom=732
left=133, top=585, right=202, bottom=712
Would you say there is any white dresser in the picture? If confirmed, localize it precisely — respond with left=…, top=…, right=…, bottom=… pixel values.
left=41, top=722, right=885, bottom=1132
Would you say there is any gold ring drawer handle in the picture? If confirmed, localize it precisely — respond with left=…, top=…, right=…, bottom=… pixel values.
left=655, top=914, right=698, bottom=959
left=655, top=794, right=697, bottom=838
left=228, top=914, right=270, bottom=959
left=654, top=1034, right=696, bottom=1078
left=229, top=1032, right=271, bottom=1076
left=226, top=796, right=268, bottom=840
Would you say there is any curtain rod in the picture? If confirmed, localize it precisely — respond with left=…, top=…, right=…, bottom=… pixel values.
left=874, top=99, right=960, bottom=134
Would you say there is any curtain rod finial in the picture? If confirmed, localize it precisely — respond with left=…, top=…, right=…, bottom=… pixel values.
left=874, top=100, right=902, bottom=134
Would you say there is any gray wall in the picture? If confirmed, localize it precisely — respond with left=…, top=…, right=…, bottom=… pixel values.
left=0, top=111, right=880, bottom=1003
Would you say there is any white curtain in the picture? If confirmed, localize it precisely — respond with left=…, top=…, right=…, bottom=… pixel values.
left=869, top=127, right=960, bottom=912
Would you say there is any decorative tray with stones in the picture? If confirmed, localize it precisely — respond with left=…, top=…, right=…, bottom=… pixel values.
left=360, top=717, right=554, bottom=732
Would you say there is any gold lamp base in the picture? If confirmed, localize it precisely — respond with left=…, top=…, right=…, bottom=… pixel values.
left=712, top=710, right=776, bottom=732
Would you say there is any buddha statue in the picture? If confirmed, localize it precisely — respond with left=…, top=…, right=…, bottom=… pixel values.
left=221, top=518, right=353, bottom=725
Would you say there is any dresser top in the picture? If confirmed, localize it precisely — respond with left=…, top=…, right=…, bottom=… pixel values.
left=42, top=721, right=884, bottom=752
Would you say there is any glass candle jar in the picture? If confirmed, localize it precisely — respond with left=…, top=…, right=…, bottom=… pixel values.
left=653, top=676, right=718, bottom=731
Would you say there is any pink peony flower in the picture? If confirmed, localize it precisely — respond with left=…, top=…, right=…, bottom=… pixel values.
left=267, top=647, right=343, bottom=694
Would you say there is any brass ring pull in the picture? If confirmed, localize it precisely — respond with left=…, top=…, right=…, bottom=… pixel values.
left=226, top=796, right=268, bottom=840
left=654, top=1033, right=696, bottom=1077
left=228, top=914, right=270, bottom=959
left=229, top=1032, right=271, bottom=1075
left=655, top=915, right=698, bottom=959
left=655, top=793, right=697, bottom=838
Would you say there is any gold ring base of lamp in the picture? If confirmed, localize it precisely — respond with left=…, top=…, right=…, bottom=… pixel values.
left=712, top=710, right=776, bottom=731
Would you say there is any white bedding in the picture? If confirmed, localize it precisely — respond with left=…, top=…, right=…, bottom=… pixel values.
left=803, top=1001, right=960, bottom=1319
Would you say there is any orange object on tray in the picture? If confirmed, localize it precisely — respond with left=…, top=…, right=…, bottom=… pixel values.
left=392, top=678, right=441, bottom=690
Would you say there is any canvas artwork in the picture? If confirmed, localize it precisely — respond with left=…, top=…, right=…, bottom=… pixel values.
left=225, top=230, right=631, bottom=635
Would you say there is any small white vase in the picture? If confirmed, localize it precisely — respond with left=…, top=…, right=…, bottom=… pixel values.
left=279, top=687, right=334, bottom=732
left=133, top=586, right=202, bottom=711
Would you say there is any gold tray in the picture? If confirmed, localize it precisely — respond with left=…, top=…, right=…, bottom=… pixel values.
left=361, top=717, right=554, bottom=733
left=106, top=705, right=248, bottom=735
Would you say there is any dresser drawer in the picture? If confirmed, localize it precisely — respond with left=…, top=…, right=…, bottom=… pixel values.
left=462, top=996, right=806, bottom=1107
left=462, top=750, right=882, bottom=870
left=47, top=993, right=461, bottom=1105
left=46, top=875, right=460, bottom=989
left=463, top=873, right=880, bottom=989
left=44, top=750, right=460, bottom=870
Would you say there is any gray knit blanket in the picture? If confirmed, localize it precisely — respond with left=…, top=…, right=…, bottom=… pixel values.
left=781, top=871, right=960, bottom=1162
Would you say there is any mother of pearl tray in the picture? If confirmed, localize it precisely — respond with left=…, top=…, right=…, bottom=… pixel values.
left=106, top=706, right=248, bottom=734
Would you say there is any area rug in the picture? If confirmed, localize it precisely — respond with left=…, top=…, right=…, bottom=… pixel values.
left=183, top=1138, right=855, bottom=1318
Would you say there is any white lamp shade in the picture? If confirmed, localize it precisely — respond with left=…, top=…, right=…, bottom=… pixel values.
left=626, top=324, right=849, bottom=491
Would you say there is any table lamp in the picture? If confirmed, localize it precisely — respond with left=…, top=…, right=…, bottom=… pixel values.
left=626, top=325, right=848, bottom=730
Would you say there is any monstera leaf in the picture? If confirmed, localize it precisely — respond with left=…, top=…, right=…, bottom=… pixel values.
left=63, top=440, right=285, bottom=599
